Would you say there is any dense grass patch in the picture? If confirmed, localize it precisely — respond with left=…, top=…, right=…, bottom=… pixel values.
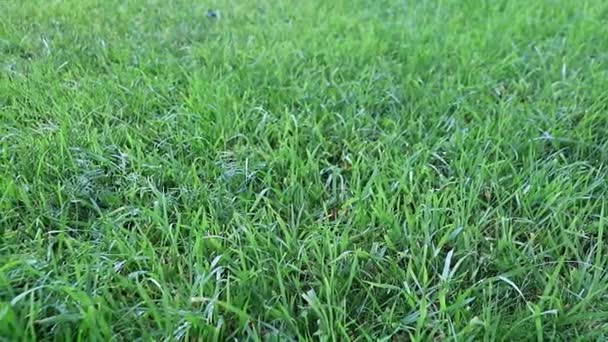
left=2, top=0, right=608, bottom=340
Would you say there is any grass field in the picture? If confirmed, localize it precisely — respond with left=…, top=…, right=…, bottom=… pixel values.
left=2, top=0, right=608, bottom=340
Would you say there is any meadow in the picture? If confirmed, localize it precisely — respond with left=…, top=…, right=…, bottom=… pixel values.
left=2, top=0, right=608, bottom=340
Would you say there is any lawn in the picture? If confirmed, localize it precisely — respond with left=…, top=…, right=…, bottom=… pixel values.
left=2, top=0, right=608, bottom=340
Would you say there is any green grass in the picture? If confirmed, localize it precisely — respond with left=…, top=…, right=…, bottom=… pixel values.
left=2, top=0, right=608, bottom=340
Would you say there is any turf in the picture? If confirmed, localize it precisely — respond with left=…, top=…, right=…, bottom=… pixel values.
left=2, top=0, right=608, bottom=340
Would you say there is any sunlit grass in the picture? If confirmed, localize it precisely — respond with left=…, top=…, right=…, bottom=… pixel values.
left=2, top=0, right=608, bottom=340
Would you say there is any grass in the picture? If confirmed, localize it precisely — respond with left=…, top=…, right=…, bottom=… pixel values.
left=2, top=0, right=608, bottom=340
